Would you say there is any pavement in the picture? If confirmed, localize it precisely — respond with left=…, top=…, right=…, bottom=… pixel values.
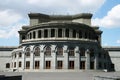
left=0, top=70, right=120, bottom=80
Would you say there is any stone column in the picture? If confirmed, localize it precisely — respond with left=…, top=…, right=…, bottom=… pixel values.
left=36, top=30, right=38, bottom=38
left=55, top=29, right=58, bottom=38
left=51, top=45, right=57, bottom=69
left=94, top=52, right=98, bottom=70
left=85, top=49, right=90, bottom=70
left=75, top=46, right=80, bottom=69
left=69, top=29, right=72, bottom=38
left=30, top=45, right=34, bottom=70
left=48, top=29, right=51, bottom=38
left=40, top=45, right=45, bottom=69
left=22, top=46, right=26, bottom=70
left=63, top=45, right=69, bottom=69
left=16, top=52, right=19, bottom=70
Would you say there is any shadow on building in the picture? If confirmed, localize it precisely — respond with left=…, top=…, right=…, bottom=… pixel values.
left=0, top=75, right=22, bottom=80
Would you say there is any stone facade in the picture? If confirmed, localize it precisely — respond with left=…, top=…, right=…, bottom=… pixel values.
left=0, top=13, right=119, bottom=72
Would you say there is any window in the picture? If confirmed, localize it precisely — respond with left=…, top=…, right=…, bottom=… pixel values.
left=90, top=62, right=94, bottom=69
left=57, top=47, right=63, bottom=56
left=19, top=62, right=22, bottom=67
left=65, top=29, right=69, bottom=37
left=69, top=61, right=74, bottom=69
left=25, top=48, right=30, bottom=57
left=69, top=47, right=74, bottom=56
left=6, top=63, right=10, bottom=68
left=35, top=61, right=40, bottom=69
left=80, top=48, right=85, bottom=56
left=38, top=30, right=41, bottom=38
left=85, top=32, right=87, bottom=38
left=14, top=62, right=16, bottom=68
left=44, top=29, right=48, bottom=38
left=33, top=31, right=36, bottom=39
left=26, top=61, right=30, bottom=69
left=73, top=30, right=76, bottom=38
left=14, top=53, right=16, bottom=58
left=46, top=61, right=51, bottom=69
left=34, top=47, right=40, bottom=56
left=22, top=35, right=25, bottom=40
left=90, top=49, right=94, bottom=58
left=79, top=30, right=82, bottom=38
left=45, top=46, right=51, bottom=56
left=58, top=29, right=62, bottom=37
left=99, top=62, right=102, bottom=69
left=51, top=29, right=55, bottom=37
left=19, top=52, right=22, bottom=58
left=80, top=61, right=85, bottom=69
left=57, top=61, right=63, bottom=69
left=30, top=33, right=32, bottom=39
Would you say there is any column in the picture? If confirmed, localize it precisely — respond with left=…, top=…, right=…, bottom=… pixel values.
left=36, top=30, right=38, bottom=39
left=94, top=52, right=98, bottom=70
left=55, top=29, right=58, bottom=38
left=63, top=45, right=69, bottom=69
left=16, top=52, right=19, bottom=70
left=63, top=28, right=65, bottom=38
left=48, top=29, right=51, bottom=38
left=75, top=46, right=80, bottom=69
left=22, top=46, right=26, bottom=70
left=51, top=45, right=57, bottom=69
left=40, top=45, right=45, bottom=69
left=69, top=29, right=72, bottom=38
left=22, top=51, right=25, bottom=70
left=30, top=45, right=34, bottom=70
left=85, top=49, right=90, bottom=70
left=41, top=30, right=44, bottom=38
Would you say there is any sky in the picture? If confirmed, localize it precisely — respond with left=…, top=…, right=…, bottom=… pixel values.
left=0, top=0, right=120, bottom=46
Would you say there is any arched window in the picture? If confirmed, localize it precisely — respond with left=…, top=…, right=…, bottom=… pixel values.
left=25, top=48, right=30, bottom=57
left=14, top=53, right=16, bottom=58
left=45, top=46, right=51, bottom=56
left=6, top=63, right=10, bottom=68
left=34, top=47, right=40, bottom=56
left=57, top=47, right=63, bottom=56
left=69, top=47, right=74, bottom=56
left=80, top=48, right=85, bottom=56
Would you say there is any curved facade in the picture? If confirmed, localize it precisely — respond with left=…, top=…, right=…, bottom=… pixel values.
left=11, top=13, right=112, bottom=71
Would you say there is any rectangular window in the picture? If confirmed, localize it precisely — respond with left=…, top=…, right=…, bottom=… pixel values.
left=73, top=30, right=76, bottom=38
left=69, top=61, right=74, bottom=69
left=19, top=53, right=22, bottom=58
left=65, top=29, right=69, bottom=37
left=44, top=29, right=48, bottom=38
left=51, top=29, right=55, bottom=37
left=90, top=62, right=94, bottom=69
left=46, top=61, right=51, bottom=69
left=19, top=62, right=22, bottom=67
left=58, top=29, right=62, bottom=37
left=26, top=61, right=30, bottom=69
left=14, top=62, right=16, bottom=68
left=35, top=61, right=40, bottom=69
left=80, top=61, right=85, bottom=69
left=57, top=61, right=63, bottom=69
left=69, top=49, right=74, bottom=56
left=38, top=30, right=41, bottom=38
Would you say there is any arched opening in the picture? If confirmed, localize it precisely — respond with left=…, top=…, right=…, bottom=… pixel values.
left=73, top=30, right=76, bottom=38
left=6, top=63, right=10, bottom=68
left=44, top=29, right=48, bottom=38
left=57, top=47, right=63, bottom=56
left=69, top=47, right=75, bottom=56
left=80, top=48, right=85, bottom=56
left=65, top=29, right=69, bottom=37
left=38, top=30, right=41, bottom=38
left=51, top=29, right=55, bottom=37
left=45, top=46, right=51, bottom=56
left=33, top=31, right=36, bottom=39
left=25, top=47, right=30, bottom=57
left=34, top=47, right=40, bottom=56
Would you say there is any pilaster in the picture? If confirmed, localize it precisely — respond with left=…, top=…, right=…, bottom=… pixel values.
left=63, top=45, right=68, bottom=69
left=75, top=46, right=80, bottom=69
left=85, top=49, right=90, bottom=70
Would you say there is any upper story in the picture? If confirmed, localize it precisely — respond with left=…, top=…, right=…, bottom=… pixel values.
left=18, top=13, right=102, bottom=46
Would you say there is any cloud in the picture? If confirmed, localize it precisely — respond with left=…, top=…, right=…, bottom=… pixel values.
left=117, top=40, right=120, bottom=44
left=0, top=10, right=23, bottom=27
left=0, top=24, right=26, bottom=38
left=92, top=4, right=120, bottom=28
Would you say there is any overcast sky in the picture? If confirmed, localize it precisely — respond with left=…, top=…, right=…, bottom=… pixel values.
left=0, top=0, right=120, bottom=46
